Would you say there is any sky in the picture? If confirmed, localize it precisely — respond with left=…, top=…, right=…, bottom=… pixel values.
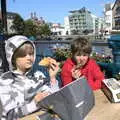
left=6, top=0, right=116, bottom=24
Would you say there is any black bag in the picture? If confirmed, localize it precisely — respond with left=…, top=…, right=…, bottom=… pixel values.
left=38, top=76, right=95, bottom=120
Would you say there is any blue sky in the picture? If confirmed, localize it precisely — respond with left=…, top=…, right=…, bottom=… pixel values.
left=7, top=0, right=115, bottom=24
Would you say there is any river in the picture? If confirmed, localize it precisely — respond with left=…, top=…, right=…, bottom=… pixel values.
left=34, top=40, right=112, bottom=57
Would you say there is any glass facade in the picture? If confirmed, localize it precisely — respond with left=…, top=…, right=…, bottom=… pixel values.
left=68, top=7, right=93, bottom=34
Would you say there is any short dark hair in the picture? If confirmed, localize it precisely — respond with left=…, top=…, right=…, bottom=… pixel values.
left=71, top=37, right=92, bottom=57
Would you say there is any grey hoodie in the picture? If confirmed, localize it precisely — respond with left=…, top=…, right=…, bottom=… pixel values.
left=0, top=35, right=59, bottom=120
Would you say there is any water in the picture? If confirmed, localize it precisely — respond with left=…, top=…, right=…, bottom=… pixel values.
left=92, top=46, right=112, bottom=56
left=35, top=41, right=112, bottom=57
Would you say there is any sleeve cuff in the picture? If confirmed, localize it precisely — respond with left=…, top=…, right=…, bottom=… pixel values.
left=21, top=100, right=38, bottom=115
left=50, top=80, right=59, bottom=93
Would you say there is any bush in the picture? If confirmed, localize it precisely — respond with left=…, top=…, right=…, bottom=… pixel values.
left=91, top=52, right=113, bottom=63
left=53, top=48, right=72, bottom=62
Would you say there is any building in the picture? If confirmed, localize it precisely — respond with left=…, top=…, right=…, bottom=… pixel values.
left=112, top=0, right=120, bottom=30
left=98, top=17, right=105, bottom=35
left=0, top=11, right=19, bottom=34
left=30, top=12, right=45, bottom=26
left=7, top=12, right=18, bottom=34
left=50, top=23, right=65, bottom=36
left=67, top=7, right=93, bottom=35
left=91, top=14, right=99, bottom=35
left=104, top=3, right=113, bottom=34
left=64, top=16, right=70, bottom=35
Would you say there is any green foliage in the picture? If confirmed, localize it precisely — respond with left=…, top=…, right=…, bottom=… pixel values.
left=91, top=52, right=112, bottom=63
left=53, top=48, right=72, bottom=61
left=11, top=14, right=25, bottom=34
left=37, top=24, right=51, bottom=37
left=24, top=19, right=37, bottom=37
left=24, top=20, right=51, bottom=38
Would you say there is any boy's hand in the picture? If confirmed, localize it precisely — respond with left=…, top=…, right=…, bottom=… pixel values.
left=71, top=67, right=81, bottom=79
left=34, top=92, right=50, bottom=103
left=48, top=58, right=59, bottom=79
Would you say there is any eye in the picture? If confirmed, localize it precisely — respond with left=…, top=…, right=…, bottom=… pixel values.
left=83, top=53, right=88, bottom=56
left=29, top=52, right=34, bottom=56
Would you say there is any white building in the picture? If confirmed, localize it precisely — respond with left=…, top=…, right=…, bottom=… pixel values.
left=50, top=23, right=66, bottom=36
left=104, top=3, right=114, bottom=34
left=7, top=12, right=17, bottom=34
left=64, top=16, right=70, bottom=35
left=64, top=7, right=95, bottom=35
left=112, top=0, right=120, bottom=30
left=0, top=12, right=19, bottom=34
left=98, top=17, right=105, bottom=35
left=91, top=14, right=99, bottom=34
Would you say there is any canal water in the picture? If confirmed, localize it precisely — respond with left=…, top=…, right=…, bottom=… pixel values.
left=35, top=41, right=112, bottom=57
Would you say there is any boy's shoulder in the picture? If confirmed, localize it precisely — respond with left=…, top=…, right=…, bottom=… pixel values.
left=1, top=71, right=16, bottom=80
left=88, top=58, right=97, bottom=64
left=86, top=58, right=98, bottom=67
left=64, top=58, right=74, bottom=65
left=0, top=71, right=15, bottom=85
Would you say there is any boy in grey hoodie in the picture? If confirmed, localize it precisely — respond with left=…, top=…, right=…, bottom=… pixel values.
left=0, top=35, right=59, bottom=120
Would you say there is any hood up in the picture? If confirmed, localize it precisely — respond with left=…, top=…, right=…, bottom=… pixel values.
left=5, top=35, right=36, bottom=72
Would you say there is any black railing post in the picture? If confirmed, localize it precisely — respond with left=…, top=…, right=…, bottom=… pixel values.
left=1, top=0, right=8, bottom=34
left=0, top=0, right=9, bottom=73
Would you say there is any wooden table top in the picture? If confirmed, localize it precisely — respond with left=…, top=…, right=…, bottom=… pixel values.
left=85, top=90, right=120, bottom=120
left=19, top=90, right=120, bottom=120
left=19, top=110, right=45, bottom=120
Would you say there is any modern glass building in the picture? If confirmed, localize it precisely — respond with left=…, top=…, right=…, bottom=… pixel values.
left=112, top=0, right=120, bottom=30
left=68, top=7, right=93, bottom=34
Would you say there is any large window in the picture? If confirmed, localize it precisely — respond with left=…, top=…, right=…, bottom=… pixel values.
left=116, top=7, right=120, bottom=16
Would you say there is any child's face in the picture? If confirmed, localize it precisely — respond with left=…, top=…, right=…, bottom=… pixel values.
left=15, top=44, right=34, bottom=73
left=75, top=55, right=89, bottom=67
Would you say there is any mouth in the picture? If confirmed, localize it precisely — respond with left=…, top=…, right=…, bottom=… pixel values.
left=26, top=62, right=33, bottom=65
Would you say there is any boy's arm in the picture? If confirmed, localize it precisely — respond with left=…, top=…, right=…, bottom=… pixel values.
left=0, top=85, right=39, bottom=118
left=92, top=61, right=105, bottom=90
left=33, top=71, right=59, bottom=93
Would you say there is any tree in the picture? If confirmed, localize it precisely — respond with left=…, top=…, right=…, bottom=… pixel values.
left=24, top=19, right=37, bottom=37
left=37, top=24, right=51, bottom=37
left=11, top=14, right=25, bottom=34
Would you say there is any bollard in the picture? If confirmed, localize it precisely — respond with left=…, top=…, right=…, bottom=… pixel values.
left=108, top=35, right=120, bottom=65
left=108, top=34, right=120, bottom=76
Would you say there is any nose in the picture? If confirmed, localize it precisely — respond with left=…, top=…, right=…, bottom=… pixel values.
left=77, top=56, right=86, bottom=62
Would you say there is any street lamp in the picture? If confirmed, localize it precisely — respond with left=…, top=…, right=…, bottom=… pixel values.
left=0, top=0, right=9, bottom=73
left=1, top=0, right=7, bottom=34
